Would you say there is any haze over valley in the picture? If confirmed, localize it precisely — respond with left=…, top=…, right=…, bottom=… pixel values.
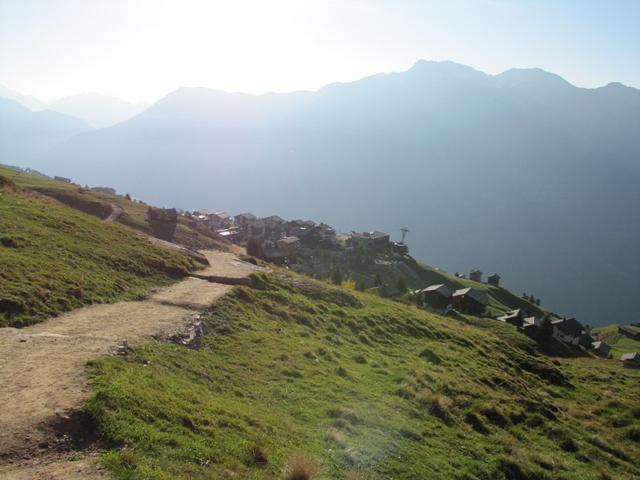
left=3, top=60, right=639, bottom=326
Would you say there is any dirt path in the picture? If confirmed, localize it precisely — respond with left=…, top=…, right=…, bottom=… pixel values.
left=104, top=204, right=123, bottom=222
left=0, top=250, right=261, bottom=479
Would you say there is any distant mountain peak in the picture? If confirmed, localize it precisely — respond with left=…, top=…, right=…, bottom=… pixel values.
left=408, top=59, right=488, bottom=79
left=495, top=68, right=573, bottom=89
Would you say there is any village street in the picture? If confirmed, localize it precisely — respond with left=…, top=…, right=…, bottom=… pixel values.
left=0, top=250, right=261, bottom=480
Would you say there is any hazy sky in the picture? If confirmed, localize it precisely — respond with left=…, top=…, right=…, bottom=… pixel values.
left=1, top=0, right=639, bottom=103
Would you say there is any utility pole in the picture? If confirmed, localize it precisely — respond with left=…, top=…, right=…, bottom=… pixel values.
left=400, top=227, right=410, bottom=244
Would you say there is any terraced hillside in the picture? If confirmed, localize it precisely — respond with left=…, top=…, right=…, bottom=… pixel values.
left=0, top=174, right=203, bottom=327
left=87, top=273, right=640, bottom=480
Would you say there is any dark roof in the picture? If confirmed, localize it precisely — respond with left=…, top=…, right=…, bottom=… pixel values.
left=488, top=273, right=500, bottom=279
left=620, top=352, right=640, bottom=362
left=591, top=341, right=611, bottom=354
left=235, top=212, right=256, bottom=220
left=352, top=231, right=389, bottom=240
left=421, top=284, right=454, bottom=298
left=452, top=288, right=487, bottom=306
left=551, top=317, right=583, bottom=336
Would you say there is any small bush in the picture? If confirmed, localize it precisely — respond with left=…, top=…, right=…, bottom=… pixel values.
left=627, top=426, right=640, bottom=442
left=547, top=427, right=579, bottom=452
left=481, top=406, right=510, bottom=428
left=465, top=411, right=490, bottom=434
left=420, top=393, right=453, bottom=424
left=419, top=347, right=441, bottom=364
left=285, top=452, right=320, bottom=480
left=248, top=444, right=268, bottom=465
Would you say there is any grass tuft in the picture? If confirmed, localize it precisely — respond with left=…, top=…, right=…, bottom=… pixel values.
left=285, top=452, right=320, bottom=480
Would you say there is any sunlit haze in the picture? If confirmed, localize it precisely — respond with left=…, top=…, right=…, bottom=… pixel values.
left=1, top=0, right=639, bottom=103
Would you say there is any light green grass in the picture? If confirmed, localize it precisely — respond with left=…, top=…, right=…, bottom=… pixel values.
left=87, top=273, right=640, bottom=480
left=0, top=165, right=227, bottom=250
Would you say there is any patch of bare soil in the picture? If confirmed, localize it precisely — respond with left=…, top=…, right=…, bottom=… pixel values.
left=0, top=249, right=261, bottom=478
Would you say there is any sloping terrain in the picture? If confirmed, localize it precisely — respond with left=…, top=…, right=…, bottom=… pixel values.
left=0, top=251, right=262, bottom=479
left=0, top=165, right=228, bottom=250
left=86, top=274, right=640, bottom=480
left=408, top=258, right=545, bottom=317
left=0, top=175, right=202, bottom=327
left=593, top=324, right=640, bottom=358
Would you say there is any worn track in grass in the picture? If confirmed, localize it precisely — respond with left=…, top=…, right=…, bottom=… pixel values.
left=0, top=250, right=262, bottom=479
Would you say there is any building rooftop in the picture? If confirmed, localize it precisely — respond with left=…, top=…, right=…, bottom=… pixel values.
left=452, top=288, right=487, bottom=306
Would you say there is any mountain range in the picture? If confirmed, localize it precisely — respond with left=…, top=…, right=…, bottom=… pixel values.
left=0, top=85, right=147, bottom=128
left=2, top=60, right=639, bottom=326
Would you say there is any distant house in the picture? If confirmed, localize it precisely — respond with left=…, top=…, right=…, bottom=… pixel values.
left=264, top=215, right=285, bottom=227
left=497, top=309, right=527, bottom=327
left=209, top=211, right=231, bottom=230
left=276, top=236, right=301, bottom=258
left=234, top=212, right=257, bottom=229
left=262, top=246, right=286, bottom=265
left=469, top=270, right=482, bottom=282
left=620, top=352, right=640, bottom=366
left=392, top=242, right=409, bottom=254
left=350, top=231, right=390, bottom=249
left=248, top=219, right=267, bottom=239
left=452, top=288, right=487, bottom=315
left=90, top=186, right=117, bottom=195
left=54, top=176, right=71, bottom=184
left=487, top=273, right=500, bottom=287
left=590, top=341, right=612, bottom=358
left=216, top=228, right=239, bottom=242
left=522, top=317, right=543, bottom=337
left=420, top=284, right=454, bottom=309
left=551, top=318, right=584, bottom=345
left=618, top=326, right=640, bottom=340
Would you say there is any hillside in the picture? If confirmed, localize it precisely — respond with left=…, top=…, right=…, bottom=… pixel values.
left=408, top=259, right=544, bottom=318
left=0, top=165, right=228, bottom=251
left=0, top=172, right=203, bottom=327
left=592, top=324, right=640, bottom=359
left=31, top=60, right=640, bottom=326
left=86, top=273, right=640, bottom=480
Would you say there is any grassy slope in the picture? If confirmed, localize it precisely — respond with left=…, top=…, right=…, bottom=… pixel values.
left=0, top=165, right=228, bottom=250
left=592, top=325, right=640, bottom=358
left=88, top=274, right=640, bottom=480
left=0, top=180, right=200, bottom=327
left=410, top=260, right=545, bottom=317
